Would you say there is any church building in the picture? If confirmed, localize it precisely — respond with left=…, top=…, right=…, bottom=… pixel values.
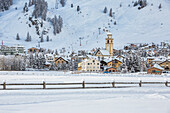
left=95, top=32, right=114, bottom=57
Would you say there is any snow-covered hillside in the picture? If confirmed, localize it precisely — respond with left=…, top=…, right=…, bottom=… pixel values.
left=0, top=0, right=170, bottom=52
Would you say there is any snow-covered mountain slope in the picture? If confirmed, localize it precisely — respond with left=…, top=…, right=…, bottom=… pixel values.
left=0, top=0, right=170, bottom=52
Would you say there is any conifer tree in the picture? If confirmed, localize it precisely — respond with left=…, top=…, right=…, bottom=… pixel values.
left=60, top=0, right=66, bottom=7
left=77, top=6, right=80, bottom=11
left=32, top=0, right=48, bottom=21
left=16, top=33, right=20, bottom=40
left=159, top=4, right=162, bottom=9
left=46, top=35, right=49, bottom=42
left=104, top=7, right=107, bottom=13
left=25, top=32, right=31, bottom=42
left=109, top=8, right=113, bottom=17
left=40, top=34, right=44, bottom=42
left=71, top=4, right=73, bottom=8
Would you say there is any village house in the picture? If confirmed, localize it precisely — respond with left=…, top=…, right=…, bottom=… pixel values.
left=147, top=57, right=155, bottom=67
left=104, top=67, right=117, bottom=73
left=107, top=58, right=122, bottom=69
left=44, top=54, right=55, bottom=67
left=158, top=60, right=170, bottom=71
left=45, top=54, right=55, bottom=63
left=151, top=56, right=166, bottom=64
left=78, top=58, right=100, bottom=72
left=0, top=45, right=26, bottom=56
left=147, top=64, right=164, bottom=75
left=55, top=57, right=69, bottom=66
left=28, top=47, right=40, bottom=54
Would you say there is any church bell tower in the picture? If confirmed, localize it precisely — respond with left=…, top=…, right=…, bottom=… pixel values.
left=105, top=32, right=113, bottom=56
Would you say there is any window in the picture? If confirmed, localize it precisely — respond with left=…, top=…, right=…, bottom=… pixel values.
left=152, top=70, right=156, bottom=73
left=97, top=63, right=99, bottom=65
left=88, top=63, right=90, bottom=65
left=113, top=60, right=118, bottom=63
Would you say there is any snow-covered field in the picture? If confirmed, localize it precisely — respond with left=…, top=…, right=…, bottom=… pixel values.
left=0, top=71, right=170, bottom=113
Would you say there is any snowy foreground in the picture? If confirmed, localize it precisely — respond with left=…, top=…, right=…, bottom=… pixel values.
left=0, top=71, right=170, bottom=113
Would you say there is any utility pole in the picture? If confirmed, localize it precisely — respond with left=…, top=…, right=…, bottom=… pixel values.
left=79, top=37, right=84, bottom=46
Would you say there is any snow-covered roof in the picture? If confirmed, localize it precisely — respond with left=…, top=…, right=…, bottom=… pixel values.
left=100, top=49, right=110, bottom=56
left=45, top=54, right=54, bottom=59
left=147, top=57, right=155, bottom=59
left=107, top=32, right=112, bottom=35
left=152, top=56, right=167, bottom=62
left=46, top=54, right=54, bottom=56
left=103, top=57, right=113, bottom=63
left=152, top=64, right=164, bottom=70
left=45, top=61, right=51, bottom=65
left=103, top=57, right=123, bottom=63
left=87, top=55, right=98, bottom=60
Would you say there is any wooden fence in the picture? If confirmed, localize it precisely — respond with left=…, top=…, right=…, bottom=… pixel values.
left=0, top=81, right=169, bottom=90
